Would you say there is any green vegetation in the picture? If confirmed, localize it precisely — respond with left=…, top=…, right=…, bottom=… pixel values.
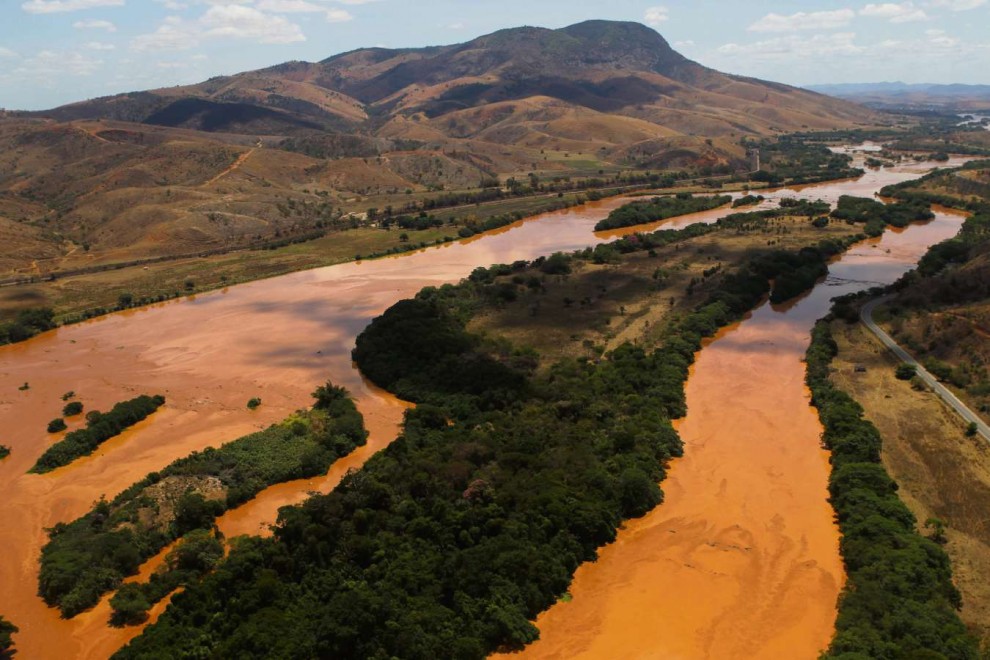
left=594, top=193, right=732, bottom=231
left=831, top=195, right=935, bottom=237
left=965, top=422, right=979, bottom=437
left=62, top=401, right=84, bottom=417
left=0, top=615, right=17, bottom=653
left=110, top=530, right=224, bottom=626
left=18, top=382, right=29, bottom=391
left=115, top=223, right=854, bottom=658
left=0, top=445, right=9, bottom=460
left=246, top=397, right=262, bottom=410
left=806, top=319, right=977, bottom=659
left=753, top=138, right=863, bottom=185
left=61, top=391, right=75, bottom=401
left=895, top=363, right=917, bottom=380
left=915, top=211, right=990, bottom=279
left=0, top=306, right=55, bottom=345
left=732, top=194, right=764, bottom=208
left=31, top=395, right=166, bottom=474
left=39, top=383, right=366, bottom=618
left=47, top=418, right=67, bottom=434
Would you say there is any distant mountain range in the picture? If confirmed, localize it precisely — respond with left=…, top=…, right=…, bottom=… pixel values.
left=808, top=82, right=990, bottom=110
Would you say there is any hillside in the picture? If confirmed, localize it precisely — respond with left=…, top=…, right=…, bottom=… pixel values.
left=0, top=20, right=876, bottom=289
left=44, top=22, right=871, bottom=143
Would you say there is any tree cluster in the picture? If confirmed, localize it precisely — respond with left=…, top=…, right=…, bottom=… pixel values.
left=0, top=306, right=55, bottom=345
left=31, top=395, right=166, bottom=474
left=38, top=385, right=366, bottom=618
left=805, top=320, right=977, bottom=659
left=594, top=194, right=732, bottom=231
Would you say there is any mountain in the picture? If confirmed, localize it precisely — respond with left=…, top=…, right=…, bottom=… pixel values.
left=808, top=82, right=990, bottom=110
left=42, top=21, right=870, bottom=143
left=0, top=21, right=877, bottom=281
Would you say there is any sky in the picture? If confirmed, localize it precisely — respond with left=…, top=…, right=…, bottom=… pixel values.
left=1, top=0, right=988, bottom=110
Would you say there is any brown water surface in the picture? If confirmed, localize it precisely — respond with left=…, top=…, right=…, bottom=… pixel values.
left=501, top=195, right=969, bottom=658
left=0, top=157, right=966, bottom=658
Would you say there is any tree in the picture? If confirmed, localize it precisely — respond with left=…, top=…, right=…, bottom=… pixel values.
left=895, top=363, right=917, bottom=380
left=63, top=401, right=84, bottom=417
left=925, top=517, right=948, bottom=545
left=47, top=418, right=67, bottom=433
left=173, top=492, right=223, bottom=536
left=170, top=530, right=223, bottom=572
left=110, top=584, right=151, bottom=626
left=965, top=422, right=978, bottom=437
left=0, top=615, right=17, bottom=652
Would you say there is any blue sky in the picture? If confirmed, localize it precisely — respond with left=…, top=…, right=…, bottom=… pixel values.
left=1, top=0, right=988, bottom=110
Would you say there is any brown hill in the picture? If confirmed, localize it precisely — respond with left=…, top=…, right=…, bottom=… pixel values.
left=0, top=21, right=877, bottom=283
left=41, top=21, right=871, bottom=142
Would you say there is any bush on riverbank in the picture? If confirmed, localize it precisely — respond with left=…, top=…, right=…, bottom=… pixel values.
left=806, top=320, right=977, bottom=659
left=31, top=395, right=166, bottom=474
left=0, top=307, right=55, bottom=346
left=38, top=384, right=366, bottom=618
left=831, top=195, right=935, bottom=237
left=594, top=193, right=732, bottom=231
left=0, top=615, right=17, bottom=653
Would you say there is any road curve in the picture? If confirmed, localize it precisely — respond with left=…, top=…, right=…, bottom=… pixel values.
left=861, top=295, right=990, bottom=442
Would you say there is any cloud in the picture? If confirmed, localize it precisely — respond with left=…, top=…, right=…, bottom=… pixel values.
left=73, top=18, right=117, bottom=30
left=1, top=50, right=103, bottom=82
left=22, top=0, right=123, bottom=13
left=132, top=5, right=306, bottom=51
left=200, top=4, right=306, bottom=42
left=154, top=0, right=189, bottom=8
left=748, top=9, right=855, bottom=32
left=131, top=17, right=200, bottom=51
left=644, top=6, right=669, bottom=26
left=860, top=2, right=928, bottom=22
left=925, top=0, right=986, bottom=9
left=325, top=7, right=352, bottom=21
left=83, top=41, right=116, bottom=50
left=0, top=47, right=19, bottom=58
left=719, top=32, right=865, bottom=58
left=252, top=0, right=353, bottom=22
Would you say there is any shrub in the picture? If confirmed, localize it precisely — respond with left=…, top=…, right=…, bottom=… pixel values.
left=247, top=398, right=262, bottom=410
left=63, top=401, right=84, bottom=417
left=47, top=418, right=67, bottom=433
left=895, top=363, right=917, bottom=380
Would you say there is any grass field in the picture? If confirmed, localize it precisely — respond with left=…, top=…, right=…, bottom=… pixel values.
left=469, top=214, right=860, bottom=367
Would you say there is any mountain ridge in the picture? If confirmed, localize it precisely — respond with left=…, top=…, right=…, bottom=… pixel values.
left=37, top=20, right=872, bottom=140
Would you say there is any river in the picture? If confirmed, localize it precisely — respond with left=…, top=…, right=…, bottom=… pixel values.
left=0, top=157, right=968, bottom=658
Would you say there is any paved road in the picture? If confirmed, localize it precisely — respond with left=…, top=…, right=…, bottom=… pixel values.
left=861, top=295, right=990, bottom=442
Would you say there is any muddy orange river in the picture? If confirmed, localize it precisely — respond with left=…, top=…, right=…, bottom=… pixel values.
left=0, top=158, right=970, bottom=658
